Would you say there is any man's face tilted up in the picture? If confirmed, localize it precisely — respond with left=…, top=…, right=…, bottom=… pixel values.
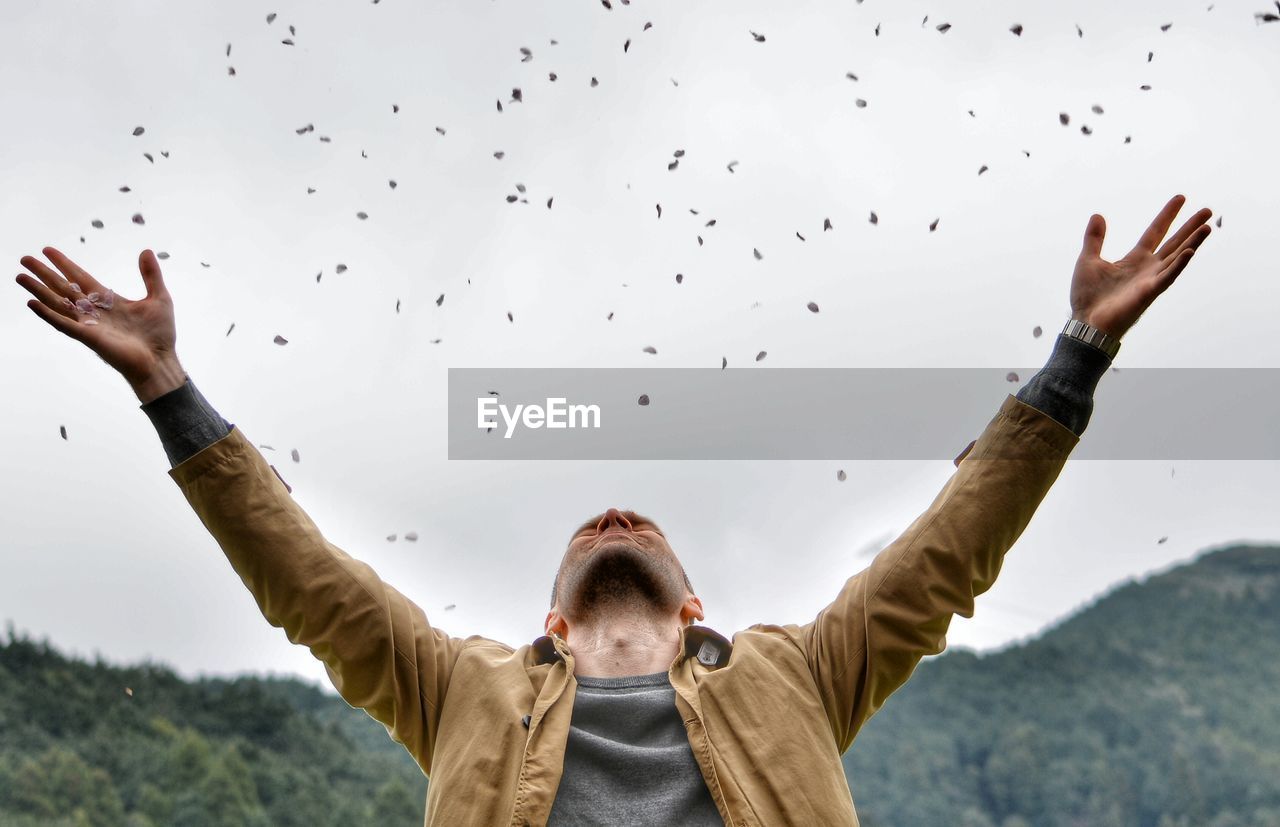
left=545, top=509, right=704, bottom=649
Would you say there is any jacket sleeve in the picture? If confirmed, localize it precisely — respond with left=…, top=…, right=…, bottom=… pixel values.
left=800, top=394, right=1078, bottom=753
left=168, top=424, right=463, bottom=775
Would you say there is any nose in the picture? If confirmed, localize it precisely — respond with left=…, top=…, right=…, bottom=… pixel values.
left=596, top=508, right=633, bottom=533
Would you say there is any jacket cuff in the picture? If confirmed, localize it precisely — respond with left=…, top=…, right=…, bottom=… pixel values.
left=1014, top=333, right=1112, bottom=437
left=140, top=377, right=233, bottom=468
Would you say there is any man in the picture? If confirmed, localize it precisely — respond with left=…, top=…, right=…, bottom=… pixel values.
left=16, top=195, right=1212, bottom=825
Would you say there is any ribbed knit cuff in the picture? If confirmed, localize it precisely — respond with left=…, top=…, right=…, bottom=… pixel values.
left=1015, top=333, right=1113, bottom=437
left=139, top=376, right=233, bottom=468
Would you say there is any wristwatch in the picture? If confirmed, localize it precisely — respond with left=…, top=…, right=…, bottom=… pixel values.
left=1062, top=319, right=1121, bottom=360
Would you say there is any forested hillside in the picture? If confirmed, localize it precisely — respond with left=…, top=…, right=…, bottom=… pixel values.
left=2, top=543, right=1277, bottom=826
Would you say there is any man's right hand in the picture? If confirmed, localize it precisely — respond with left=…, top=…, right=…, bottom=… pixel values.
left=16, top=247, right=186, bottom=403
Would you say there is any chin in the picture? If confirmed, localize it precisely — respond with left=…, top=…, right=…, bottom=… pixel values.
left=565, top=545, right=681, bottom=618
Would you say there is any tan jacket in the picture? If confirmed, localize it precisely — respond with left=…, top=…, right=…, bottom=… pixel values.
left=168, top=394, right=1077, bottom=826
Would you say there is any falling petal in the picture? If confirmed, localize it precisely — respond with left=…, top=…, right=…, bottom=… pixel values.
left=389, top=179, right=397, bottom=188
left=132, top=213, right=145, bottom=225
left=642, top=346, right=658, bottom=354
left=753, top=248, right=763, bottom=260
left=1006, top=372, right=1019, bottom=382
left=436, top=126, right=446, bottom=135
left=291, top=448, right=300, bottom=462
left=675, top=273, right=683, bottom=284
left=1059, top=112, right=1070, bottom=126
left=1140, top=84, right=1151, bottom=90
left=796, top=232, right=806, bottom=241
left=132, top=126, right=144, bottom=136
left=549, top=72, right=557, bottom=81
left=638, top=394, right=650, bottom=406
left=511, top=88, right=523, bottom=102
left=607, top=312, right=614, bottom=320
left=157, top=252, right=169, bottom=260
left=656, top=203, right=662, bottom=218
left=1160, top=22, right=1172, bottom=31
left=1010, top=23, right=1023, bottom=36
left=387, top=534, right=397, bottom=542
left=91, top=219, right=104, bottom=229
left=1157, top=536, right=1168, bottom=544
left=869, top=211, right=878, bottom=225
left=547, top=197, right=554, bottom=208
left=405, top=531, right=418, bottom=541
left=837, top=470, right=847, bottom=482
left=436, top=294, right=445, bottom=306
left=668, top=159, right=679, bottom=171
left=444, top=604, right=456, bottom=611
left=125, top=687, right=133, bottom=697
left=590, top=77, right=598, bottom=87
left=356, top=211, right=368, bottom=220
left=936, top=23, right=951, bottom=32
left=507, top=311, right=514, bottom=322
left=1076, top=23, right=1083, bottom=37
left=855, top=98, right=867, bottom=108
left=1215, top=216, right=1222, bottom=228
left=750, top=30, right=766, bottom=42
left=274, top=335, right=288, bottom=345
left=520, top=46, right=533, bottom=61
left=846, top=71, right=859, bottom=81
left=624, top=38, right=631, bottom=52
left=119, top=186, right=131, bottom=192
left=226, top=323, right=235, bottom=337
left=395, top=299, right=401, bottom=313
left=1033, top=325, right=1043, bottom=338
left=60, top=425, right=67, bottom=440
left=393, top=103, right=399, bottom=112
left=494, top=151, right=505, bottom=159
left=755, top=351, right=767, bottom=362
left=978, top=165, right=988, bottom=175
left=721, top=357, right=727, bottom=370
left=823, top=218, right=833, bottom=231
left=1091, top=104, right=1105, bottom=115
left=929, top=218, right=940, bottom=232
left=266, top=12, right=276, bottom=23
left=1080, top=125, right=1092, bottom=135
left=807, top=302, right=820, bottom=313
left=727, top=160, right=739, bottom=173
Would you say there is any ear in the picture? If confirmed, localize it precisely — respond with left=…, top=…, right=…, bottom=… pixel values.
left=545, top=608, right=568, bottom=638
left=680, top=594, right=705, bottom=626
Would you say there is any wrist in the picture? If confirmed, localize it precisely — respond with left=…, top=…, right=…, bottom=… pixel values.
left=131, top=356, right=187, bottom=404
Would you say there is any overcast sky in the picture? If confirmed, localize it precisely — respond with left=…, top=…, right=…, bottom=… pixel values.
left=2, top=0, right=1278, bottom=693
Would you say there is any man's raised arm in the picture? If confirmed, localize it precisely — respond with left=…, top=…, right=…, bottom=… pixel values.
left=15, top=247, right=464, bottom=775
left=797, top=195, right=1215, bottom=752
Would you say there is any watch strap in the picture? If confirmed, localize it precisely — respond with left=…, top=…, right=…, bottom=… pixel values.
left=1061, top=319, right=1121, bottom=360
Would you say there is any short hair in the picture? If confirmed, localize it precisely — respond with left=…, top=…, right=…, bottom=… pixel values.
left=550, top=567, right=693, bottom=610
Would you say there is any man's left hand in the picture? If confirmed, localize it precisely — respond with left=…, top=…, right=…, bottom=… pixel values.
left=1069, top=194, right=1214, bottom=339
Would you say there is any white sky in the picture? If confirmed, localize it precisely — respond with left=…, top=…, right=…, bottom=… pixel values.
left=2, top=0, right=1278, bottom=692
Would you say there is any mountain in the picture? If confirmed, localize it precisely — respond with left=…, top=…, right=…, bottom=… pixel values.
left=843, top=542, right=1280, bottom=827
left=2, top=543, right=1278, bottom=827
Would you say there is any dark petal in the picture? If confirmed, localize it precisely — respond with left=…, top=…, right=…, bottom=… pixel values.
left=143, top=153, right=154, bottom=163
left=494, top=151, right=504, bottom=159
left=624, top=38, right=630, bottom=52
left=643, top=346, right=657, bottom=354
left=675, top=273, right=683, bottom=284
left=1091, top=104, right=1104, bottom=114
left=393, top=103, right=399, bottom=112
left=226, top=323, right=235, bottom=336
left=549, top=72, right=557, bottom=81
left=607, top=312, right=614, bottom=320
left=837, top=469, right=847, bottom=481
left=875, top=23, right=880, bottom=36
left=516, top=183, right=526, bottom=193
left=274, top=335, right=289, bottom=345
left=316, top=271, right=322, bottom=282
left=668, top=159, right=679, bottom=170
left=356, top=211, right=368, bottom=219
left=389, top=179, right=397, bottom=188
left=1080, top=125, right=1092, bottom=135
left=497, top=99, right=503, bottom=112
left=444, top=604, right=456, bottom=611
left=1010, top=23, right=1023, bottom=36
left=1076, top=23, right=1083, bottom=37
left=590, top=77, right=599, bottom=87
left=436, top=126, right=446, bottom=135
left=929, top=218, right=939, bottom=231
left=1140, top=85, right=1151, bottom=90
left=266, top=12, right=276, bottom=23
left=1006, top=371, right=1019, bottom=382
left=506, top=195, right=518, bottom=202
left=91, top=219, right=104, bottom=228
left=1033, top=325, right=1043, bottom=338
left=656, top=203, right=662, bottom=218
left=132, top=126, right=144, bottom=136
left=869, top=211, right=878, bottom=224
left=512, top=88, right=522, bottom=102
left=846, top=71, right=858, bottom=80
left=282, top=38, right=294, bottom=45
left=644, top=22, right=652, bottom=31
left=157, top=252, right=169, bottom=260
left=395, top=299, right=400, bottom=313
left=755, top=351, right=767, bottom=362
left=228, top=66, right=236, bottom=75
left=1148, top=51, right=1153, bottom=62
left=1160, top=23, right=1172, bottom=31
left=119, top=186, right=131, bottom=192
left=936, top=23, right=951, bottom=32
left=507, top=311, right=514, bottom=322
left=132, top=213, right=145, bottom=225
left=855, top=98, right=867, bottom=108
left=807, top=302, right=819, bottom=313
left=638, top=394, right=650, bottom=406
left=824, top=218, right=832, bottom=231
left=674, top=149, right=685, bottom=157
left=226, top=43, right=232, bottom=57
left=705, top=219, right=716, bottom=227
left=721, top=356, right=727, bottom=369
left=796, top=232, right=805, bottom=241
left=753, top=248, right=762, bottom=260
left=978, top=165, right=988, bottom=175
left=1215, top=216, right=1222, bottom=228
left=727, top=160, right=738, bottom=173
left=1059, top=112, right=1070, bottom=125
left=547, top=197, right=554, bottom=208
left=291, top=448, right=300, bottom=462
left=405, top=531, right=418, bottom=541
left=336, top=264, right=347, bottom=273
left=387, top=534, right=397, bottom=542
left=436, top=293, right=445, bottom=306
left=60, top=425, right=67, bottom=440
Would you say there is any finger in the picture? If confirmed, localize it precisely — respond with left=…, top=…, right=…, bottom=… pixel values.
left=25, top=297, right=97, bottom=344
left=138, top=249, right=169, bottom=300
left=1152, top=248, right=1197, bottom=296
left=41, top=246, right=109, bottom=296
left=1160, top=224, right=1212, bottom=269
left=20, top=254, right=80, bottom=299
left=15, top=273, right=81, bottom=321
left=1132, top=194, right=1186, bottom=255
left=1081, top=213, right=1106, bottom=259
left=1155, top=208, right=1212, bottom=260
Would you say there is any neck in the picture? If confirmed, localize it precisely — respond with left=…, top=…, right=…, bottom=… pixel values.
left=563, top=612, right=685, bottom=678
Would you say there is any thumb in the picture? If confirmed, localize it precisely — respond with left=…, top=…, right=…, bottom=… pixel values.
left=138, top=249, right=169, bottom=300
left=1080, top=213, right=1105, bottom=259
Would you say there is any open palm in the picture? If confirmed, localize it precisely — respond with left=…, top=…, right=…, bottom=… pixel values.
left=16, top=247, right=180, bottom=396
left=1070, top=194, right=1213, bottom=339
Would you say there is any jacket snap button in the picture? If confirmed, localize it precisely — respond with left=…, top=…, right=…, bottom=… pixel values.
left=521, top=715, right=532, bottom=728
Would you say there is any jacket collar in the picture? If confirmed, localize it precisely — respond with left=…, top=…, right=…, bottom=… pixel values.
left=531, top=625, right=734, bottom=669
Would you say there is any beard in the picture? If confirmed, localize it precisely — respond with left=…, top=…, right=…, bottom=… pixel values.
left=559, top=542, right=686, bottom=624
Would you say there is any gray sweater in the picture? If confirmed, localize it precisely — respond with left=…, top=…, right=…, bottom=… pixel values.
left=140, top=333, right=1109, bottom=826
